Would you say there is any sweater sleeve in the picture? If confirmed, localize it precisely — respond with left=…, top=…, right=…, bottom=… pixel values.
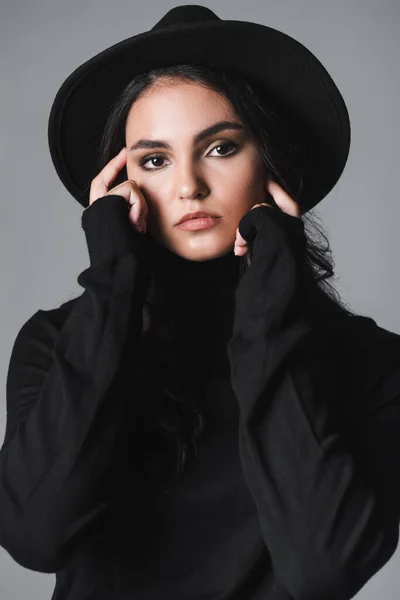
left=227, top=205, right=400, bottom=600
left=0, top=194, right=150, bottom=574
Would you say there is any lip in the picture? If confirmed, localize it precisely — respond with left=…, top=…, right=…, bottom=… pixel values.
left=176, top=217, right=220, bottom=231
left=176, top=211, right=220, bottom=225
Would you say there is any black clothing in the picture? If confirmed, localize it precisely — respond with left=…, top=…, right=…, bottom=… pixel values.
left=1, top=195, right=399, bottom=600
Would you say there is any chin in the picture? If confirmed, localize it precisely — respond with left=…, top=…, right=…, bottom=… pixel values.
left=154, top=229, right=235, bottom=261
left=177, top=243, right=234, bottom=262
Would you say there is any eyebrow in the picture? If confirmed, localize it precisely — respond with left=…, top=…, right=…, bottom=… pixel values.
left=128, top=120, right=246, bottom=153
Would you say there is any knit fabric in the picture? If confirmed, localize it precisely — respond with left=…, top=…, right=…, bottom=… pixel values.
left=1, top=194, right=400, bottom=599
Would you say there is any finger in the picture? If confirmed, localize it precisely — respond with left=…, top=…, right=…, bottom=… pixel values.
left=108, top=181, right=148, bottom=232
left=267, top=180, right=300, bottom=217
left=108, top=179, right=143, bottom=203
left=251, top=202, right=273, bottom=211
left=101, top=148, right=127, bottom=190
left=234, top=244, right=248, bottom=256
left=90, top=148, right=127, bottom=203
left=235, top=227, right=248, bottom=247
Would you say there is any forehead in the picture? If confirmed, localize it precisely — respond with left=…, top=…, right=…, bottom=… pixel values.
left=125, top=80, right=235, bottom=133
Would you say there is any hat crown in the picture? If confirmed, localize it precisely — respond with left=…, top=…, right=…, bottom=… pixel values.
left=151, top=5, right=220, bottom=31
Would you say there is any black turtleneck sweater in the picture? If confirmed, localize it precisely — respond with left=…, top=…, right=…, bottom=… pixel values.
left=1, top=194, right=400, bottom=600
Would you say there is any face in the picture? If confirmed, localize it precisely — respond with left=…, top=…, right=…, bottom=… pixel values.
left=125, top=79, right=269, bottom=262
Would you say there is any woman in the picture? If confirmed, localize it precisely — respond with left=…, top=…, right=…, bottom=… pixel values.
left=1, top=5, right=399, bottom=600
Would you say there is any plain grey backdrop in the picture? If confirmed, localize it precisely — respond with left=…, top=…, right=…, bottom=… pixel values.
left=1, top=0, right=399, bottom=598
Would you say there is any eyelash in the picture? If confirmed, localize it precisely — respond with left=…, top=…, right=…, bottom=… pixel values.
left=138, top=141, right=239, bottom=171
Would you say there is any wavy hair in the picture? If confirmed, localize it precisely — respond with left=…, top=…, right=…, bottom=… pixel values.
left=96, top=63, right=358, bottom=491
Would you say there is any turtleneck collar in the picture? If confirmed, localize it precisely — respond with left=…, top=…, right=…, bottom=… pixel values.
left=143, top=235, right=243, bottom=374
left=144, top=234, right=242, bottom=284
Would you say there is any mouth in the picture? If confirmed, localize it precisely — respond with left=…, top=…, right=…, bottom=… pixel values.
left=176, top=216, right=221, bottom=231
left=176, top=211, right=220, bottom=225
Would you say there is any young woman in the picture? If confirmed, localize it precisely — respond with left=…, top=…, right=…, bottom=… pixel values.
left=1, top=5, right=399, bottom=600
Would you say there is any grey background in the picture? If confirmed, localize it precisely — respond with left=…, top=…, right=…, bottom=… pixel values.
left=1, top=0, right=399, bottom=598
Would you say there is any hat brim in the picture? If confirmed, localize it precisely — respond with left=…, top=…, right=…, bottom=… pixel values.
left=48, top=19, right=351, bottom=211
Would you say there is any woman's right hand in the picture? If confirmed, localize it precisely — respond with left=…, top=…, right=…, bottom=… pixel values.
left=89, top=147, right=148, bottom=234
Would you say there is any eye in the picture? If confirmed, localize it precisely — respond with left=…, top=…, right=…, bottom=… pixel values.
left=208, top=141, right=239, bottom=157
left=139, top=155, right=167, bottom=171
left=138, top=140, right=239, bottom=171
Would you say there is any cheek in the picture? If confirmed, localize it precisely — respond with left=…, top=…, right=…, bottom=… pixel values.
left=222, top=177, right=263, bottom=220
left=148, top=202, right=170, bottom=234
left=230, top=159, right=264, bottom=193
left=125, top=164, right=133, bottom=186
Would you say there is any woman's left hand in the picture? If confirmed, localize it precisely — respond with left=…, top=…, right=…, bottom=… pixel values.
left=234, top=180, right=301, bottom=256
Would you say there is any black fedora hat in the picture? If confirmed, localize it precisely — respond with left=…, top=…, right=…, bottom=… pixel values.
left=47, top=4, right=351, bottom=213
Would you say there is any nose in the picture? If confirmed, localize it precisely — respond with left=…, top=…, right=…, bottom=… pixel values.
left=174, top=159, right=209, bottom=200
